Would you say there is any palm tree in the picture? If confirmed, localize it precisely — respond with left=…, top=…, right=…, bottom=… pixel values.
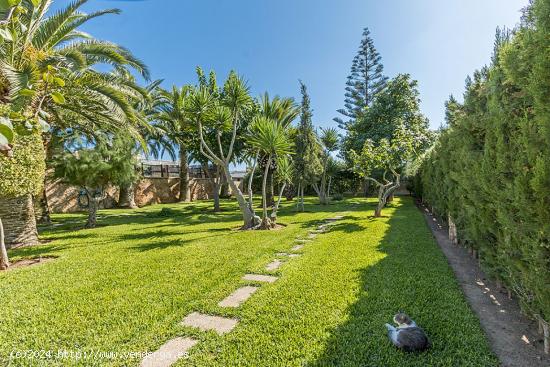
left=257, top=93, right=299, bottom=205
left=248, top=116, right=293, bottom=229
left=0, top=0, right=150, bottom=247
left=156, top=85, right=194, bottom=202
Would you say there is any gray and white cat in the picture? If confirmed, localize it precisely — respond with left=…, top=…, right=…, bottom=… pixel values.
left=385, top=312, right=430, bottom=352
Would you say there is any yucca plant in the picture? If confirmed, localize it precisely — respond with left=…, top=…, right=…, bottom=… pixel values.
left=191, top=72, right=259, bottom=229
left=248, top=115, right=293, bottom=229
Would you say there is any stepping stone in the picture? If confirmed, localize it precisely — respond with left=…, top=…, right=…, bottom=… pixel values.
left=289, top=254, right=301, bottom=258
left=295, top=239, right=312, bottom=243
left=291, top=244, right=304, bottom=251
left=181, top=312, right=238, bottom=335
left=326, top=215, right=344, bottom=221
left=317, top=225, right=327, bottom=230
left=266, top=259, right=283, bottom=271
left=140, top=337, right=197, bottom=367
left=276, top=252, right=289, bottom=257
left=307, top=233, right=317, bottom=239
left=242, top=274, right=278, bottom=283
left=218, top=286, right=258, bottom=308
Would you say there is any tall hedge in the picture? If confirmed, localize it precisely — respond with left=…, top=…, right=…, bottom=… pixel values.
left=414, top=0, right=550, bottom=328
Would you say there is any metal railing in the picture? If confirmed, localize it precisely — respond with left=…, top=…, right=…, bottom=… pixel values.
left=141, top=164, right=214, bottom=179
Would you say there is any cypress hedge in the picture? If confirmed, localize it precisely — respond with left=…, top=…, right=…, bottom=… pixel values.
left=413, top=0, right=550, bottom=347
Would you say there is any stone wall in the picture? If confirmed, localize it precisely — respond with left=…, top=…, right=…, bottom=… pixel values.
left=44, top=177, right=242, bottom=213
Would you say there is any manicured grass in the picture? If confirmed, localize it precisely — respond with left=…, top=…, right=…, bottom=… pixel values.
left=0, top=197, right=497, bottom=366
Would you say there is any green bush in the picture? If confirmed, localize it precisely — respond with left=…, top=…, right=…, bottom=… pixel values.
left=414, top=0, right=550, bottom=326
left=0, top=128, right=45, bottom=198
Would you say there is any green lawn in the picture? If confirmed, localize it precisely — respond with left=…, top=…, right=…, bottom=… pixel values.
left=0, top=197, right=497, bottom=366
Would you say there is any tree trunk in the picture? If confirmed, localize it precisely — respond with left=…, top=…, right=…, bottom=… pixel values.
left=267, top=168, right=275, bottom=207
left=246, top=153, right=259, bottom=216
left=220, top=174, right=229, bottom=198
left=327, top=176, right=332, bottom=200
left=271, top=182, right=286, bottom=225
left=260, top=155, right=272, bottom=229
left=300, top=184, right=305, bottom=211
left=212, top=165, right=222, bottom=212
left=540, top=317, right=549, bottom=354
left=295, top=182, right=301, bottom=211
left=221, top=163, right=257, bottom=228
left=0, top=218, right=9, bottom=270
left=37, top=134, right=53, bottom=224
left=86, top=193, right=99, bottom=229
left=178, top=145, right=190, bottom=202
left=0, top=195, right=39, bottom=248
left=37, top=186, right=52, bottom=224
left=118, top=183, right=138, bottom=209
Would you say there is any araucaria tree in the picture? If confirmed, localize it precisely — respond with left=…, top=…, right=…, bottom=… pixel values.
left=334, top=27, right=388, bottom=130
left=293, top=81, right=322, bottom=211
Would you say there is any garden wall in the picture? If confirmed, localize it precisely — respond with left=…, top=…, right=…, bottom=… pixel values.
left=44, top=177, right=242, bottom=213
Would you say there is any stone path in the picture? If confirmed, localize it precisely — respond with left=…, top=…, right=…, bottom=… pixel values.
left=266, top=259, right=283, bottom=271
left=243, top=274, right=278, bottom=283
left=181, top=312, right=238, bottom=335
left=218, top=286, right=258, bottom=308
left=140, top=337, right=197, bottom=367
left=142, top=213, right=346, bottom=366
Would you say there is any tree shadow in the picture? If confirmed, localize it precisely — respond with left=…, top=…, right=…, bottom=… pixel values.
left=307, top=200, right=497, bottom=366
left=125, top=230, right=239, bottom=252
left=8, top=242, right=69, bottom=260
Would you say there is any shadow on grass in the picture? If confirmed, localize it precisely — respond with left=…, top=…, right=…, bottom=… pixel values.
left=307, top=199, right=496, bottom=367
left=8, top=242, right=69, bottom=260
left=125, top=230, right=240, bottom=252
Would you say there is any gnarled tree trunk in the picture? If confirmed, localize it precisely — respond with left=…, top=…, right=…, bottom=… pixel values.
left=37, top=186, right=52, bottom=224
left=178, top=145, right=190, bottom=202
left=85, top=193, right=100, bottom=229
left=0, top=195, right=39, bottom=248
left=221, top=163, right=258, bottom=229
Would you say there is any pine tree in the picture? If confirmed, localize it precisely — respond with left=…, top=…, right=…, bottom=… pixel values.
left=335, top=28, right=388, bottom=129
left=294, top=81, right=322, bottom=210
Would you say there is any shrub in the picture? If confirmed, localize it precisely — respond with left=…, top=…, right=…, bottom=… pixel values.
left=414, top=0, right=550, bottom=340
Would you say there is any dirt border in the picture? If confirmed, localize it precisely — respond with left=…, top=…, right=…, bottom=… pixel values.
left=418, top=203, right=549, bottom=367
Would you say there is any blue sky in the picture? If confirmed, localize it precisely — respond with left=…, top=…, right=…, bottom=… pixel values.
left=56, top=0, right=526, bottom=130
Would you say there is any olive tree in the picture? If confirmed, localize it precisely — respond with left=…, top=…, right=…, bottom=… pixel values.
left=351, top=125, right=419, bottom=217
left=53, top=136, right=139, bottom=228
